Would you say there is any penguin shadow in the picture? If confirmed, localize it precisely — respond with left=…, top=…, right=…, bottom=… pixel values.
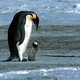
left=41, top=55, right=80, bottom=58
left=0, top=40, right=39, bottom=62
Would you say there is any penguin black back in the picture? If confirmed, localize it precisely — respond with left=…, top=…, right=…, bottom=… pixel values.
left=8, top=11, right=27, bottom=60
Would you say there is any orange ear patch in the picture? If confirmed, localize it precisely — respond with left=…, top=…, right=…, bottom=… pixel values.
left=33, top=14, right=36, bottom=19
left=26, top=14, right=36, bottom=20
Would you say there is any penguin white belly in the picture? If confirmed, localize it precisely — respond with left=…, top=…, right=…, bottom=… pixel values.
left=17, top=19, right=32, bottom=61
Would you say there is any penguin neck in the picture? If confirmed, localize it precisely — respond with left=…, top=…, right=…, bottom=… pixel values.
left=25, top=18, right=32, bottom=35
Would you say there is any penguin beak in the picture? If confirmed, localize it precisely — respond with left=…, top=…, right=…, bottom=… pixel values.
left=35, top=23, right=38, bottom=31
left=33, top=15, right=39, bottom=31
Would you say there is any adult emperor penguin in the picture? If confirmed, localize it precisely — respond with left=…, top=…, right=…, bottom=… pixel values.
left=7, top=11, right=39, bottom=61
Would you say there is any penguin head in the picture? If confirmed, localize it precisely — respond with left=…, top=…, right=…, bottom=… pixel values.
left=32, top=14, right=39, bottom=31
left=26, top=12, right=39, bottom=31
left=32, top=41, right=38, bottom=48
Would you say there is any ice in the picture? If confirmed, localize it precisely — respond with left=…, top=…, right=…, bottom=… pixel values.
left=0, top=67, right=80, bottom=80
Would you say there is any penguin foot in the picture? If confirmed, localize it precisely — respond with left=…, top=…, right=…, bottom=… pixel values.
left=22, top=59, right=27, bottom=62
left=4, top=56, right=16, bottom=62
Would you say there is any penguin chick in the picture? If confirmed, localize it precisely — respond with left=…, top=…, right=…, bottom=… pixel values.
left=28, top=41, right=38, bottom=61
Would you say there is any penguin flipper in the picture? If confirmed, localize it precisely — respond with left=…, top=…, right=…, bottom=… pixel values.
left=18, top=18, right=25, bottom=45
left=19, top=26, right=25, bottom=45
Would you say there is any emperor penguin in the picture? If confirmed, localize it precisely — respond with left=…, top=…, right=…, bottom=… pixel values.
left=7, top=11, right=39, bottom=61
left=28, top=41, right=38, bottom=61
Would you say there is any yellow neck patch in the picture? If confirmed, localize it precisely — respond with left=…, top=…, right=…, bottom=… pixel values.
left=26, top=15, right=33, bottom=20
left=26, top=13, right=36, bottom=20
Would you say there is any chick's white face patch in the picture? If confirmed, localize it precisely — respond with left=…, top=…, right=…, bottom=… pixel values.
left=34, top=41, right=38, bottom=45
